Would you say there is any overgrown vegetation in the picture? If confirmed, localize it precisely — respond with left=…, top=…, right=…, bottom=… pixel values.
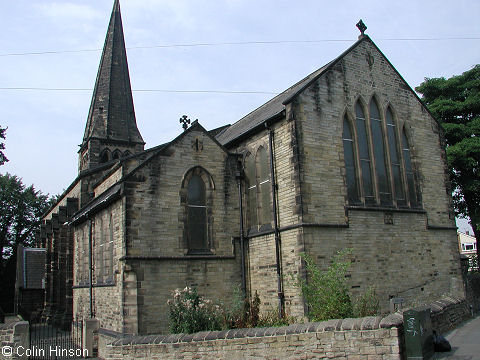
left=167, top=287, right=294, bottom=334
left=168, top=250, right=379, bottom=334
left=296, top=250, right=379, bottom=321
left=167, top=287, right=223, bottom=334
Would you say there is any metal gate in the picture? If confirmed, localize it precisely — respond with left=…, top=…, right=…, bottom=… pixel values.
left=29, top=319, right=84, bottom=360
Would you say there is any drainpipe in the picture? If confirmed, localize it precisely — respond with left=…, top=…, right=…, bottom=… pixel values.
left=236, top=164, right=247, bottom=298
left=88, top=218, right=94, bottom=319
left=266, top=124, right=285, bottom=318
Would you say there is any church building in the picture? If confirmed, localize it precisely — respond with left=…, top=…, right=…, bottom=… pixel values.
left=38, top=0, right=463, bottom=334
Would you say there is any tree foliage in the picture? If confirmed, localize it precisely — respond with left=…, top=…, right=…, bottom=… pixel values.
left=0, top=173, right=51, bottom=312
left=0, top=125, right=8, bottom=166
left=416, top=65, right=480, bottom=258
left=0, top=173, right=50, bottom=265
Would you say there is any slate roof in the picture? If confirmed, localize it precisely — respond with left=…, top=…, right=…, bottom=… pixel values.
left=216, top=36, right=366, bottom=147
left=70, top=183, right=122, bottom=225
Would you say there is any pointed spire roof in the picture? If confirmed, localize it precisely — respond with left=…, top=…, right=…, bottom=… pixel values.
left=81, top=0, right=144, bottom=149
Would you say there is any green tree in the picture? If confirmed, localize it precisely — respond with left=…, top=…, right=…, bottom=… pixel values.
left=0, top=126, right=8, bottom=166
left=416, top=65, right=480, bottom=259
left=0, top=173, right=50, bottom=312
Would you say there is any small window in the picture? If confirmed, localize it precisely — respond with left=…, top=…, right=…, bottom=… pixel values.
left=112, top=150, right=121, bottom=160
left=100, top=150, right=110, bottom=163
left=257, top=147, right=272, bottom=226
left=245, top=154, right=257, bottom=228
left=187, top=175, right=207, bottom=252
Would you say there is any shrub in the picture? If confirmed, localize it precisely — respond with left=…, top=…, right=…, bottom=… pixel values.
left=224, top=290, right=260, bottom=329
left=257, top=309, right=296, bottom=327
left=353, top=286, right=379, bottom=317
left=167, top=287, right=223, bottom=334
left=297, top=250, right=354, bottom=321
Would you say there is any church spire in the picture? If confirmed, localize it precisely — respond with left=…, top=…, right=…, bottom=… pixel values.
left=79, top=0, right=144, bottom=172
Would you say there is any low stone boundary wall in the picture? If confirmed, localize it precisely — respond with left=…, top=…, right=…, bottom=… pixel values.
left=430, top=296, right=470, bottom=335
left=97, top=296, right=470, bottom=360
left=0, top=318, right=29, bottom=360
left=99, top=315, right=403, bottom=360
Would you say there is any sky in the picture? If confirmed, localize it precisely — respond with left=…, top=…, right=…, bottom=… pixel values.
left=0, top=0, right=478, bottom=233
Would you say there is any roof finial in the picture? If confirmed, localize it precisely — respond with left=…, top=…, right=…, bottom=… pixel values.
left=179, top=115, right=191, bottom=131
left=356, top=19, right=367, bottom=38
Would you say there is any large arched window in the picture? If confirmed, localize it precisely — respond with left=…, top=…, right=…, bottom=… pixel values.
left=386, top=108, right=405, bottom=205
left=342, top=115, right=359, bottom=203
left=355, top=101, right=374, bottom=204
left=187, top=175, right=207, bottom=252
left=370, top=99, right=391, bottom=205
left=345, top=99, right=421, bottom=209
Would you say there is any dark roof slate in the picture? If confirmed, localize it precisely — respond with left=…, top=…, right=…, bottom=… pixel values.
left=81, top=0, right=144, bottom=148
left=216, top=37, right=367, bottom=147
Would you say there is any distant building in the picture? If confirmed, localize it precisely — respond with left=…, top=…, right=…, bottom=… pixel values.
left=458, top=231, right=478, bottom=271
left=36, top=0, right=464, bottom=334
left=14, top=245, right=46, bottom=321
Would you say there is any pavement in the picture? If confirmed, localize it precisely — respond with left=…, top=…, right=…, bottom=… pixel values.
left=433, top=314, right=480, bottom=360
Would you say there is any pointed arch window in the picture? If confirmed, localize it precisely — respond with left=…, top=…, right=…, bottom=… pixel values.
left=345, top=99, right=421, bottom=209
left=355, top=101, right=374, bottom=204
left=187, top=174, right=208, bottom=252
left=370, top=99, right=391, bottom=205
left=112, top=150, right=121, bottom=160
left=386, top=108, right=405, bottom=205
left=100, top=150, right=110, bottom=163
left=342, top=115, right=359, bottom=203
left=402, top=128, right=419, bottom=208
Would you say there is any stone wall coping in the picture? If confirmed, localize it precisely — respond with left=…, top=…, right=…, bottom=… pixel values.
left=100, top=295, right=466, bottom=348
left=105, top=315, right=400, bottom=347
left=0, top=322, right=15, bottom=331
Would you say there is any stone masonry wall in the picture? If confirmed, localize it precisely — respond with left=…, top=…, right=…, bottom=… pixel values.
left=0, top=320, right=29, bottom=360
left=232, top=119, right=306, bottom=319
left=73, top=200, right=125, bottom=333
left=293, top=38, right=463, bottom=311
left=121, top=128, right=242, bottom=334
left=99, top=315, right=403, bottom=360
left=304, top=212, right=464, bottom=313
left=97, top=296, right=470, bottom=360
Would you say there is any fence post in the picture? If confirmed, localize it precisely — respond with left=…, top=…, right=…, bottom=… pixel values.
left=83, top=318, right=99, bottom=358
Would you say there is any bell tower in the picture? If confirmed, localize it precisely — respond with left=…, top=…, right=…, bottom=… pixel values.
left=79, top=0, right=144, bottom=172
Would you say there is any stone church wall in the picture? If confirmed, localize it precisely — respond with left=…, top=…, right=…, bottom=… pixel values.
left=72, top=199, right=125, bottom=333
left=119, top=129, right=242, bottom=334
left=231, top=120, right=308, bottom=318
left=293, top=38, right=463, bottom=311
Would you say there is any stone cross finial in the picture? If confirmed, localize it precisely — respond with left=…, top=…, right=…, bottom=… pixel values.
left=179, top=115, right=191, bottom=131
left=356, top=19, right=367, bottom=36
